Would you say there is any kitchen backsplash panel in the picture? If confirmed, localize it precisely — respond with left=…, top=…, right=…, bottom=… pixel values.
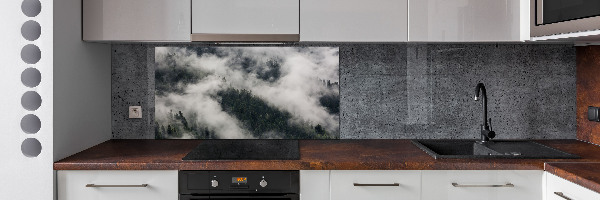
left=112, top=43, right=576, bottom=139
left=576, top=46, right=600, bottom=145
left=154, top=47, right=340, bottom=139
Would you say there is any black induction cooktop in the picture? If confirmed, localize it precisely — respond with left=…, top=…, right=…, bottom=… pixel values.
left=182, top=140, right=300, bottom=160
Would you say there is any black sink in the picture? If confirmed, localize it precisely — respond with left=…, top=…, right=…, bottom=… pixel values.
left=412, top=140, right=579, bottom=159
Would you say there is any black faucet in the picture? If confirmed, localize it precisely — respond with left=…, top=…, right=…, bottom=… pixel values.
left=474, top=83, right=495, bottom=143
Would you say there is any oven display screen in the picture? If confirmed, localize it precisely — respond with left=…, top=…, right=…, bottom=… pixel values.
left=232, top=177, right=247, bottom=184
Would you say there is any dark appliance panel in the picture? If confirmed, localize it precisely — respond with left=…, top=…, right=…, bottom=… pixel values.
left=180, top=194, right=298, bottom=200
left=179, top=171, right=299, bottom=200
left=537, top=0, right=600, bottom=25
left=179, top=171, right=211, bottom=192
left=182, top=140, right=300, bottom=160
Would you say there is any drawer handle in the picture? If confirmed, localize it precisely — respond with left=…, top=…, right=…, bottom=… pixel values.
left=451, top=183, right=514, bottom=188
left=554, top=192, right=573, bottom=200
left=86, top=184, right=149, bottom=188
left=353, top=183, right=400, bottom=187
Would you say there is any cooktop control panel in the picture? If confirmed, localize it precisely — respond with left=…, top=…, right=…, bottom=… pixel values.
left=179, top=171, right=299, bottom=194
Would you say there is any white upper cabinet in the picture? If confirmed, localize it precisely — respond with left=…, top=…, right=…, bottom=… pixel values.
left=300, top=0, right=408, bottom=42
left=81, top=0, right=531, bottom=42
left=82, top=0, right=191, bottom=41
left=409, top=0, right=530, bottom=42
left=191, top=0, right=300, bottom=41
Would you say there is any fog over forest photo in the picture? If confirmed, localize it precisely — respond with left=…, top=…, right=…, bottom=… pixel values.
left=154, top=47, right=340, bottom=139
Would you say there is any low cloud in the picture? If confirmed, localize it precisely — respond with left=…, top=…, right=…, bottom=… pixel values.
left=155, top=46, right=339, bottom=139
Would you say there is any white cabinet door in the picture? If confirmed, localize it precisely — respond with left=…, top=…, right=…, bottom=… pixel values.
left=57, top=170, right=178, bottom=200
left=330, top=170, right=420, bottom=200
left=300, top=170, right=330, bottom=200
left=422, top=170, right=543, bottom=200
left=192, top=0, right=299, bottom=35
left=301, top=0, right=408, bottom=42
left=409, top=0, right=529, bottom=42
left=545, top=172, right=600, bottom=200
left=82, top=0, right=191, bottom=41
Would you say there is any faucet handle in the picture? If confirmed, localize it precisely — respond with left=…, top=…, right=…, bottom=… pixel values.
left=488, top=118, right=493, bottom=131
left=487, top=130, right=496, bottom=139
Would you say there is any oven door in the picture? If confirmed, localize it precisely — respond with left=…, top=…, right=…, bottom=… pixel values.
left=180, top=194, right=299, bottom=200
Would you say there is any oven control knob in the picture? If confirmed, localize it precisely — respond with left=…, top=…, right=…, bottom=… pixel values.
left=259, top=179, right=268, bottom=187
left=211, top=180, right=219, bottom=188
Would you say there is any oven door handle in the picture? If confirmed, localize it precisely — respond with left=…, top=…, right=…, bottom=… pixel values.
left=86, top=184, right=148, bottom=188
left=354, top=183, right=400, bottom=186
left=181, top=197, right=210, bottom=200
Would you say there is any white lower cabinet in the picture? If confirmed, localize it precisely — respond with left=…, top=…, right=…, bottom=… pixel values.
left=56, top=169, right=600, bottom=200
left=545, top=172, right=600, bottom=200
left=57, top=170, right=178, bottom=200
left=330, top=170, right=421, bottom=200
left=300, top=170, right=330, bottom=200
left=421, top=170, right=543, bottom=200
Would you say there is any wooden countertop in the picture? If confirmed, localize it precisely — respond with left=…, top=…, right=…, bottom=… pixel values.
left=545, top=162, right=600, bottom=194
left=54, top=139, right=600, bottom=171
left=54, top=139, right=600, bottom=194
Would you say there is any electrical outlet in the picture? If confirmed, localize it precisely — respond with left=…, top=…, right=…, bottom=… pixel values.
left=129, top=106, right=142, bottom=119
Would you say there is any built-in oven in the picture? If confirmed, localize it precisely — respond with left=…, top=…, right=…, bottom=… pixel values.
left=179, top=171, right=299, bottom=200
left=531, top=0, right=600, bottom=37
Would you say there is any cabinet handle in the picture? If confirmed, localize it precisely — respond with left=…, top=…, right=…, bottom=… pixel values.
left=451, top=183, right=514, bottom=188
left=86, top=184, right=149, bottom=188
left=554, top=192, right=573, bottom=200
left=353, top=183, right=400, bottom=186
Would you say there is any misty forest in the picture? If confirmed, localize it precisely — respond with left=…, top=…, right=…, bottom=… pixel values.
left=154, top=47, right=340, bottom=139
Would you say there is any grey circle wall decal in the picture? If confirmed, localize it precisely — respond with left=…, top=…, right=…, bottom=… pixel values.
left=21, top=138, right=42, bottom=157
left=21, top=20, right=41, bottom=41
left=21, top=44, right=41, bottom=64
left=21, top=0, right=41, bottom=17
left=21, top=91, right=42, bottom=111
left=20, top=114, right=41, bottom=134
left=21, top=68, right=41, bottom=88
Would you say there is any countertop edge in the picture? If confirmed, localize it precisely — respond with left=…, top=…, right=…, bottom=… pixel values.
left=545, top=162, right=600, bottom=194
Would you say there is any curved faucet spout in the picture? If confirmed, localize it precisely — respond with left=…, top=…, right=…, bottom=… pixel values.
left=474, top=83, right=494, bottom=142
left=474, top=83, right=487, bottom=129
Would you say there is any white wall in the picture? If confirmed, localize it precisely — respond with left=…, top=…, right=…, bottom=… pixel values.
left=1, top=0, right=110, bottom=199
left=53, top=0, right=112, bottom=162
left=0, top=0, right=54, bottom=199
